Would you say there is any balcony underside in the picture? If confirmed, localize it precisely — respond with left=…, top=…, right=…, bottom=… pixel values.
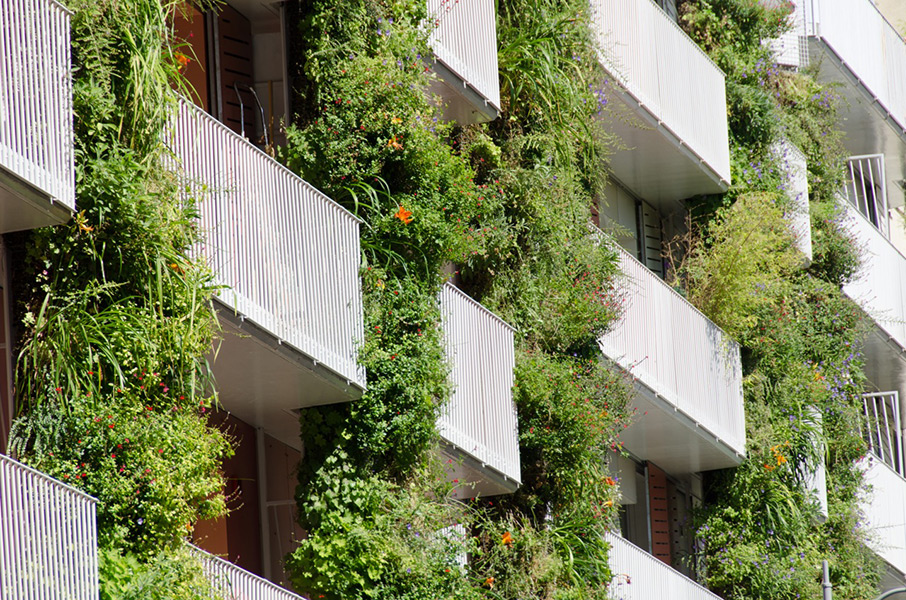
left=440, top=443, right=519, bottom=499
left=429, top=61, right=498, bottom=125
left=604, top=88, right=730, bottom=209
left=618, top=380, right=744, bottom=476
left=862, top=325, right=906, bottom=397
left=212, top=300, right=365, bottom=451
left=0, top=167, right=73, bottom=232
left=808, top=39, right=906, bottom=208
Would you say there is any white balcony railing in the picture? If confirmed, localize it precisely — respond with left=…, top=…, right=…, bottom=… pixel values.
left=0, top=453, right=98, bottom=600
left=607, top=532, right=722, bottom=600
left=427, top=0, right=501, bottom=112
left=764, top=0, right=807, bottom=69
left=774, top=139, right=812, bottom=261
left=439, top=283, right=520, bottom=487
left=191, top=545, right=306, bottom=600
left=863, top=391, right=904, bottom=477
left=591, top=0, right=731, bottom=188
left=0, top=0, right=75, bottom=212
left=804, top=0, right=906, bottom=136
left=843, top=202, right=906, bottom=352
left=171, top=100, right=366, bottom=389
left=843, top=155, right=889, bottom=238
left=599, top=245, right=746, bottom=459
left=862, top=458, right=906, bottom=575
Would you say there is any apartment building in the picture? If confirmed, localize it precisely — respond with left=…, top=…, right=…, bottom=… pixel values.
left=2, top=0, right=906, bottom=598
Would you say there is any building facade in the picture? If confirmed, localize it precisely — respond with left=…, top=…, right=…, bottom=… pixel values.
left=2, top=0, right=906, bottom=598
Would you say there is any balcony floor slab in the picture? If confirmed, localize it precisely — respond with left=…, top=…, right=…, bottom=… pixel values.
left=212, top=301, right=364, bottom=451
left=603, top=88, right=729, bottom=209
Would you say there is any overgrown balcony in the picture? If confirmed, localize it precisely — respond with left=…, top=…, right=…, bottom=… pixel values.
left=599, top=244, right=746, bottom=475
left=0, top=0, right=75, bottom=231
left=860, top=392, right=906, bottom=581
left=171, top=100, right=366, bottom=451
left=439, top=283, right=520, bottom=497
left=426, top=0, right=501, bottom=123
left=841, top=156, right=906, bottom=400
left=0, top=453, right=99, bottom=599
left=802, top=0, right=906, bottom=215
left=590, top=0, right=732, bottom=205
left=606, top=532, right=724, bottom=600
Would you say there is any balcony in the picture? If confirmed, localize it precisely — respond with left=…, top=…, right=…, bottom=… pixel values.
left=841, top=172, right=906, bottom=395
left=598, top=244, right=745, bottom=475
left=171, top=100, right=366, bottom=451
left=590, top=0, right=731, bottom=205
left=439, top=283, right=520, bottom=497
left=803, top=0, right=906, bottom=209
left=192, top=545, right=305, bottom=600
left=0, top=0, right=75, bottom=231
left=607, top=532, right=723, bottom=600
left=862, top=458, right=906, bottom=577
left=0, top=453, right=98, bottom=600
left=427, top=0, right=501, bottom=123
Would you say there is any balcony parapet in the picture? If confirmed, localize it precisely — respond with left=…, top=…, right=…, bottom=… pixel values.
left=439, top=282, right=520, bottom=496
left=590, top=0, right=731, bottom=203
left=607, top=532, right=723, bottom=600
left=803, top=0, right=906, bottom=202
left=191, top=544, right=306, bottom=600
left=862, top=458, right=906, bottom=576
left=427, top=0, right=501, bottom=123
left=843, top=200, right=906, bottom=354
left=171, top=99, right=365, bottom=448
left=0, top=453, right=98, bottom=600
left=0, top=0, right=75, bottom=230
left=599, top=242, right=745, bottom=474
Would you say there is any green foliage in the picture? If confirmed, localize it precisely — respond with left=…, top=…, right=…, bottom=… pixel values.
left=279, top=0, right=627, bottom=598
left=510, top=351, right=630, bottom=517
left=678, top=1, right=881, bottom=597
left=287, top=463, right=475, bottom=600
left=469, top=509, right=613, bottom=600
left=11, top=0, right=229, bottom=567
left=669, top=193, right=801, bottom=340
left=100, top=546, right=220, bottom=600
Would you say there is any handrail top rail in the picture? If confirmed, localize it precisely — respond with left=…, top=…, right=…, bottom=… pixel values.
left=441, top=281, right=515, bottom=333
left=592, top=225, right=740, bottom=353
left=847, top=153, right=886, bottom=162
left=173, top=97, right=363, bottom=226
left=863, top=391, right=899, bottom=399
left=45, top=0, right=73, bottom=15
left=0, top=453, right=99, bottom=503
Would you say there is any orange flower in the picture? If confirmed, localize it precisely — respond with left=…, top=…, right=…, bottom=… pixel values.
left=776, top=454, right=787, bottom=465
left=604, top=476, right=616, bottom=486
left=501, top=531, right=513, bottom=546
left=603, top=499, right=613, bottom=508
left=175, top=51, right=191, bottom=71
left=387, top=135, right=403, bottom=151
left=484, top=577, right=495, bottom=588
left=763, top=463, right=775, bottom=471
left=394, top=205, right=413, bottom=224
